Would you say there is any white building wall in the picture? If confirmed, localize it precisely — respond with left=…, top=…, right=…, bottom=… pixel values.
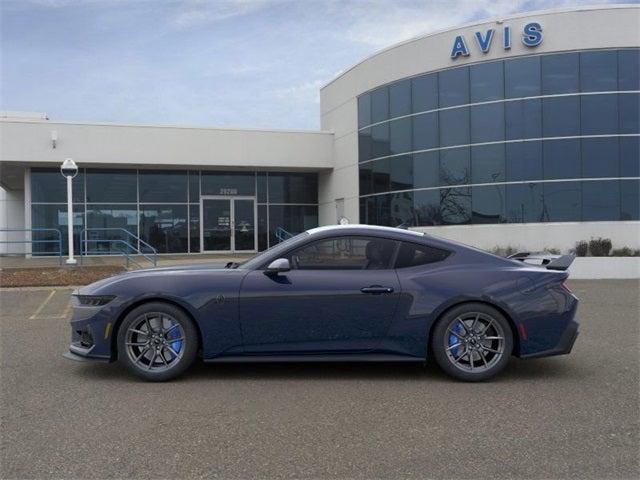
left=319, top=5, right=640, bottom=250
left=0, top=186, right=26, bottom=254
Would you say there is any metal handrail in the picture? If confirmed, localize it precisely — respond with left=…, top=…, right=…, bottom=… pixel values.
left=0, top=228, right=63, bottom=265
left=80, top=228, right=158, bottom=267
left=275, top=227, right=294, bottom=243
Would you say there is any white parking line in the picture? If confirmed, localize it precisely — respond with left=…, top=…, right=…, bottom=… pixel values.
left=29, top=290, right=56, bottom=320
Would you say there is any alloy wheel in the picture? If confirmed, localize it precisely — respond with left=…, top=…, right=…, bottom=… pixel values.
left=124, top=312, right=185, bottom=372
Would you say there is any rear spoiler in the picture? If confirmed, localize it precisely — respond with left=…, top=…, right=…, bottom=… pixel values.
left=508, top=252, right=575, bottom=271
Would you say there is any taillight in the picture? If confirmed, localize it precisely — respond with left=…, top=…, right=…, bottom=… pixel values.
left=560, top=280, right=572, bottom=294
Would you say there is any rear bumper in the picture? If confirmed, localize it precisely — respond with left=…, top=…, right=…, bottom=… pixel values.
left=520, top=320, right=579, bottom=359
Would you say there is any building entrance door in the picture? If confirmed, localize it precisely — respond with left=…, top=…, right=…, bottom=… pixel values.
left=201, top=196, right=257, bottom=253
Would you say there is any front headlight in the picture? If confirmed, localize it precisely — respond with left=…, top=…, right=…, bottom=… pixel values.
left=73, top=295, right=116, bottom=307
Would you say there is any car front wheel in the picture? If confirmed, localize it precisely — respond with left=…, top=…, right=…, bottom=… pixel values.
left=117, top=302, right=198, bottom=381
left=431, top=303, right=513, bottom=381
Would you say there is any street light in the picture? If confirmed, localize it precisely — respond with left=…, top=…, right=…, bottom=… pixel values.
left=60, top=158, right=78, bottom=265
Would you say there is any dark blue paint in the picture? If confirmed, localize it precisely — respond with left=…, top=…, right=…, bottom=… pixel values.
left=66, top=227, right=579, bottom=363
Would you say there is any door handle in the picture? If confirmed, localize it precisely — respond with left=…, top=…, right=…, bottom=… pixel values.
left=360, top=285, right=394, bottom=294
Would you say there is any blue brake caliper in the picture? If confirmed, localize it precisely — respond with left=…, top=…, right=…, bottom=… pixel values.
left=167, top=324, right=182, bottom=360
left=449, top=323, right=464, bottom=357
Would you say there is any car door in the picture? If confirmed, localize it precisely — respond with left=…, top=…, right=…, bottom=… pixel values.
left=238, top=235, right=402, bottom=354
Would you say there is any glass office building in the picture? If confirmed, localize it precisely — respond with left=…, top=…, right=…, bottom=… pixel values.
left=357, top=48, right=639, bottom=227
left=30, top=169, right=318, bottom=255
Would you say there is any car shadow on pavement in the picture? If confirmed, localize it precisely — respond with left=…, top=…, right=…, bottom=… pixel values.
left=70, top=356, right=577, bottom=383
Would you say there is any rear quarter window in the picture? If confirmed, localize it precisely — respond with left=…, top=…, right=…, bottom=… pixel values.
left=395, top=242, right=451, bottom=268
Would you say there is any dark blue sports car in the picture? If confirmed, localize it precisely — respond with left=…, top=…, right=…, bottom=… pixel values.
left=64, top=225, right=579, bottom=381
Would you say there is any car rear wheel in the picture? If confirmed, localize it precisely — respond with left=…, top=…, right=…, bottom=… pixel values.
left=117, top=302, right=198, bottom=381
left=431, top=303, right=513, bottom=382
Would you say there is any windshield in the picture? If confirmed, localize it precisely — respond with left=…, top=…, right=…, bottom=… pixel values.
left=237, top=232, right=309, bottom=270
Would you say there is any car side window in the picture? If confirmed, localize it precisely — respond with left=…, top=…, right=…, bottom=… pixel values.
left=394, top=242, right=450, bottom=268
left=289, top=236, right=397, bottom=270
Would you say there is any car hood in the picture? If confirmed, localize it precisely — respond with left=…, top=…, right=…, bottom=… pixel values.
left=78, top=262, right=241, bottom=295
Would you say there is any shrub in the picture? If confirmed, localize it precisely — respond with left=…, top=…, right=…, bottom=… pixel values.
left=545, top=247, right=561, bottom=255
left=589, top=237, right=612, bottom=257
left=491, top=246, right=519, bottom=257
left=574, top=241, right=588, bottom=257
left=610, top=247, right=640, bottom=257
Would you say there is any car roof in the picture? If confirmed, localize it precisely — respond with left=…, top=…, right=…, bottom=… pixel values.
left=307, top=224, right=425, bottom=237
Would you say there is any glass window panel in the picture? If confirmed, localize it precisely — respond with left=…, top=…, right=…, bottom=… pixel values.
left=389, top=191, right=414, bottom=227
left=471, top=144, right=505, bottom=184
left=412, top=112, right=438, bottom=151
left=139, top=205, right=188, bottom=253
left=580, top=51, right=617, bottom=92
left=390, top=155, right=413, bottom=191
left=505, top=56, right=541, bottom=98
left=412, top=73, right=438, bottom=113
left=290, top=236, right=397, bottom=270
left=358, top=94, right=371, bottom=128
left=370, top=86, right=389, bottom=123
left=470, top=61, right=504, bottom=102
left=371, top=123, right=390, bottom=158
left=620, top=136, right=640, bottom=177
left=542, top=97, right=580, bottom=137
left=505, top=98, right=542, bottom=140
left=413, top=189, right=441, bottom=226
left=618, top=49, right=640, bottom=91
left=86, top=169, right=136, bottom=203
left=256, top=172, right=267, bottom=203
left=621, top=180, right=640, bottom=220
left=86, top=205, right=138, bottom=254
left=582, top=137, right=619, bottom=178
left=439, top=67, right=469, bottom=108
left=31, top=204, right=84, bottom=255
left=373, top=158, right=390, bottom=193
left=31, top=168, right=85, bottom=203
left=619, top=93, right=639, bottom=134
left=506, top=183, right=543, bottom=223
left=543, top=182, right=581, bottom=222
left=470, top=103, right=504, bottom=143
left=359, top=128, right=372, bottom=162
left=542, top=52, right=579, bottom=94
left=359, top=162, right=373, bottom=196
left=361, top=195, right=390, bottom=226
left=413, top=151, right=440, bottom=189
left=257, top=204, right=268, bottom=251
left=544, top=139, right=581, bottom=180
left=389, top=79, right=411, bottom=118
left=202, top=172, right=255, bottom=196
left=582, top=181, right=620, bottom=221
left=389, top=117, right=412, bottom=155
left=581, top=94, right=618, bottom=135
left=472, top=185, right=505, bottom=224
left=268, top=205, right=318, bottom=247
left=139, top=170, right=187, bottom=203
left=268, top=173, right=317, bottom=204
left=189, top=204, right=200, bottom=253
left=395, top=242, right=450, bottom=268
left=440, top=187, right=471, bottom=225
left=506, top=141, right=543, bottom=182
left=188, top=170, right=200, bottom=203
left=440, top=147, right=470, bottom=186
left=439, top=108, right=469, bottom=147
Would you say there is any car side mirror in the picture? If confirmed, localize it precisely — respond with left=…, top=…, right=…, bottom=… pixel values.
left=265, top=258, right=290, bottom=274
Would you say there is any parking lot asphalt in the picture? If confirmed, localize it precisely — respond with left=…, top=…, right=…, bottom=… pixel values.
left=1, top=280, right=638, bottom=479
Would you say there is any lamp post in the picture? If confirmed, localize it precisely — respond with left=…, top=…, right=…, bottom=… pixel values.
left=60, top=158, right=78, bottom=265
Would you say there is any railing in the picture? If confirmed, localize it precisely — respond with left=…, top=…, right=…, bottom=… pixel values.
left=0, top=228, right=63, bottom=264
left=275, top=227, right=294, bottom=243
left=80, top=228, right=158, bottom=268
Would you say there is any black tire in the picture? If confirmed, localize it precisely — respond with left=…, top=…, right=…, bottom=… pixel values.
left=117, top=302, right=198, bottom=381
left=431, top=303, right=513, bottom=382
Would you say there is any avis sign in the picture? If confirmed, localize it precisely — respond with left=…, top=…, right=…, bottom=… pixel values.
left=450, top=22, right=543, bottom=59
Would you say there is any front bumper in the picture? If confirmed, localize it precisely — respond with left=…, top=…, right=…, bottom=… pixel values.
left=520, top=320, right=579, bottom=359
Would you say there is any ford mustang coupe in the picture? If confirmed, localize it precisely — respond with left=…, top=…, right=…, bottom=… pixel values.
left=64, top=225, right=579, bottom=382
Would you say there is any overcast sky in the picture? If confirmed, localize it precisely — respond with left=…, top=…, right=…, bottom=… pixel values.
left=0, top=0, right=630, bottom=129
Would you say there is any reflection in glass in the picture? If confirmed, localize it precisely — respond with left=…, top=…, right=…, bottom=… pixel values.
left=188, top=171, right=200, bottom=203
left=618, top=49, right=640, bottom=91
left=470, top=103, right=504, bottom=143
left=439, top=108, right=469, bottom=147
left=543, top=182, right=581, bottom=222
left=439, top=67, right=469, bottom=107
left=621, top=180, right=640, bottom=220
left=412, top=112, right=438, bottom=151
left=582, top=137, right=619, bottom=178
left=31, top=204, right=84, bottom=255
left=234, top=199, right=255, bottom=251
left=583, top=181, right=620, bottom=221
left=541, top=53, right=579, bottom=94
left=440, top=148, right=470, bottom=186
left=373, top=159, right=390, bottom=193
left=506, top=183, right=543, bottom=223
left=258, top=205, right=268, bottom=251
left=86, top=170, right=137, bottom=203
left=505, top=56, right=541, bottom=98
left=358, top=94, right=371, bottom=128
left=413, top=190, right=440, bottom=226
left=581, top=94, right=618, bottom=135
left=268, top=173, right=317, bottom=204
left=371, top=86, right=389, bottom=123
left=472, top=185, right=505, bottom=224
left=359, top=128, right=372, bottom=162
left=189, top=204, right=200, bottom=253
left=371, top=123, right=390, bottom=158
left=390, top=155, right=413, bottom=191
left=413, top=151, right=440, bottom=189
left=505, top=99, right=541, bottom=140
left=268, top=205, right=318, bottom=246
left=86, top=205, right=138, bottom=254
left=202, top=199, right=231, bottom=251
left=542, top=96, right=580, bottom=137
left=471, top=144, right=505, bottom=184
left=620, top=137, right=640, bottom=177
left=470, top=61, right=504, bottom=102
left=31, top=169, right=85, bottom=203
left=440, top=187, right=471, bottom=225
left=389, top=117, right=412, bottom=155
left=543, top=139, right=581, bottom=180
left=139, top=170, right=187, bottom=203
left=359, top=162, right=373, bottom=196
left=506, top=142, right=543, bottom=182
left=257, top=172, right=267, bottom=203
left=580, top=51, right=617, bottom=92
left=619, top=93, right=639, bottom=134
left=412, top=73, right=438, bottom=113
left=390, top=79, right=411, bottom=118
left=139, top=205, right=188, bottom=253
